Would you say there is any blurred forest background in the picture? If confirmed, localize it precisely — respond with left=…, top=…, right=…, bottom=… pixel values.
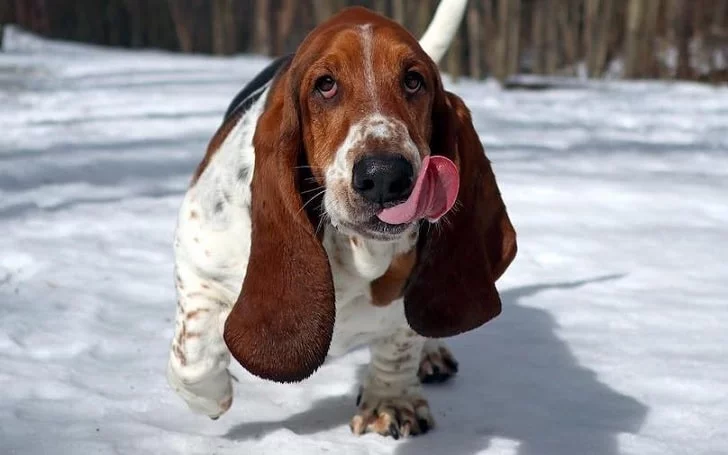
left=1, top=0, right=727, bottom=83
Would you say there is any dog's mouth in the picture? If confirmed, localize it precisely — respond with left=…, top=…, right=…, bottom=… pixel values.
left=325, top=155, right=460, bottom=241
left=375, top=155, right=460, bottom=225
left=338, top=216, right=413, bottom=241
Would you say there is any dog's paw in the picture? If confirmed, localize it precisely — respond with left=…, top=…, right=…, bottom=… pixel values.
left=418, top=341, right=459, bottom=384
left=350, top=389, right=434, bottom=439
left=166, top=361, right=233, bottom=420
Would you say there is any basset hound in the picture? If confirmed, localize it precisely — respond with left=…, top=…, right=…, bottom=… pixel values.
left=167, top=0, right=516, bottom=439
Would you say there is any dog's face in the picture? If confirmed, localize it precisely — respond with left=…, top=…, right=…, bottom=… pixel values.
left=291, top=14, right=442, bottom=241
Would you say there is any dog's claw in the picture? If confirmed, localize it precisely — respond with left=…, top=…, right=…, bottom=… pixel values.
left=350, top=395, right=434, bottom=439
left=418, top=343, right=459, bottom=384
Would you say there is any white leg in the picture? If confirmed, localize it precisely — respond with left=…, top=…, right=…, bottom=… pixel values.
left=350, top=328, right=434, bottom=439
left=166, top=263, right=234, bottom=419
left=418, top=339, right=459, bottom=384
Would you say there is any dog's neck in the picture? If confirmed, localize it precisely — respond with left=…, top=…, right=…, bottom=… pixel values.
left=323, top=223, right=417, bottom=283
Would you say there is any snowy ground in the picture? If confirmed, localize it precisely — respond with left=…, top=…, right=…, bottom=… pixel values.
left=1, top=27, right=727, bottom=455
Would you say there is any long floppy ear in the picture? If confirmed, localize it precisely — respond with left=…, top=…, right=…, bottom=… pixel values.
left=404, top=91, right=517, bottom=338
left=223, top=66, right=335, bottom=383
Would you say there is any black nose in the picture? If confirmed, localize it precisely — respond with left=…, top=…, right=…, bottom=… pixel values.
left=352, top=154, right=414, bottom=204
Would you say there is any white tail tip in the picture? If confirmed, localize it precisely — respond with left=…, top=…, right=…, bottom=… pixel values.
left=418, top=0, right=468, bottom=64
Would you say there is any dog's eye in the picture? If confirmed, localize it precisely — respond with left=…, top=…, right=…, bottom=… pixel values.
left=404, top=71, right=423, bottom=94
left=315, top=76, right=338, bottom=99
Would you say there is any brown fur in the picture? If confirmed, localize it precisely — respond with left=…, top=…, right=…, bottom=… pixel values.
left=222, top=64, right=335, bottom=383
left=370, top=249, right=417, bottom=306
left=403, top=92, right=517, bottom=338
left=221, top=6, right=517, bottom=383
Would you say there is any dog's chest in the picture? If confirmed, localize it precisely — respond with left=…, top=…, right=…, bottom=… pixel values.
left=323, top=228, right=415, bottom=356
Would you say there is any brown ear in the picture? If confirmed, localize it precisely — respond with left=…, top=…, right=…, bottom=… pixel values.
left=222, top=68, right=335, bottom=383
left=404, top=91, right=517, bottom=338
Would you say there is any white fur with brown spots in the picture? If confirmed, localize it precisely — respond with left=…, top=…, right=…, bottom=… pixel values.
left=166, top=0, right=469, bottom=438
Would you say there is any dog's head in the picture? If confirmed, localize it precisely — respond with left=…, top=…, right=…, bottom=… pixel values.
left=281, top=8, right=455, bottom=241
left=223, top=7, right=516, bottom=383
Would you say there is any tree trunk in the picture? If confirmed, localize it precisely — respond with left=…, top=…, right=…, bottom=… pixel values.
left=122, top=0, right=144, bottom=47
left=545, top=0, right=560, bottom=74
left=640, top=0, right=660, bottom=78
left=312, top=0, right=333, bottom=25
left=211, top=0, right=236, bottom=55
left=556, top=0, right=577, bottom=73
left=15, top=0, right=49, bottom=35
left=447, top=27, right=462, bottom=82
left=0, top=0, right=14, bottom=50
left=168, top=0, right=194, bottom=52
left=591, top=0, right=615, bottom=77
left=624, top=0, right=645, bottom=78
left=253, top=0, right=270, bottom=55
left=374, top=0, right=387, bottom=17
left=494, top=0, right=509, bottom=81
left=676, top=0, right=692, bottom=79
left=275, top=0, right=296, bottom=55
left=392, top=0, right=405, bottom=25
left=531, top=0, right=545, bottom=74
left=506, top=0, right=521, bottom=77
left=583, top=0, right=598, bottom=76
left=480, top=0, right=496, bottom=76
left=466, top=3, right=481, bottom=79
left=715, top=0, right=728, bottom=30
left=662, top=0, right=678, bottom=78
left=417, top=0, right=432, bottom=37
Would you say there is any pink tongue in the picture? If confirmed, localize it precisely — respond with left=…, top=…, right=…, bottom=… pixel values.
left=377, top=155, right=459, bottom=225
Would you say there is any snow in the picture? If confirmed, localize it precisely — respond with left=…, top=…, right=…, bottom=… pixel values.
left=2, top=26, right=727, bottom=455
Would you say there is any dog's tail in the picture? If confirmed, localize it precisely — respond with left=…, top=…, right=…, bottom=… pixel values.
left=418, top=0, right=468, bottom=64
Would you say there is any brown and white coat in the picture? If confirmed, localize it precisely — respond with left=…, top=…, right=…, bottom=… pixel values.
left=167, top=0, right=516, bottom=439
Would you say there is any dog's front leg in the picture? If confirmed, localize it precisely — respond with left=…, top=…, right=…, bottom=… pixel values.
left=166, top=263, right=234, bottom=420
left=350, top=327, right=434, bottom=439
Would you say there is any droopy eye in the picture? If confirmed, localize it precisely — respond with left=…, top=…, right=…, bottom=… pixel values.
left=315, top=76, right=338, bottom=99
left=404, top=71, right=424, bottom=94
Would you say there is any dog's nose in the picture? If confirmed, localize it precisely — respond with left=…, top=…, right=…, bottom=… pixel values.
left=352, top=154, right=414, bottom=204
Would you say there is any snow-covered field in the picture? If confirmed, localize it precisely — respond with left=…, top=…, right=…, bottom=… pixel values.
left=1, top=27, right=727, bottom=455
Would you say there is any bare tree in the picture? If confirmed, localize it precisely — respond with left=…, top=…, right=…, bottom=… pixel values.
left=624, top=0, right=645, bottom=78
left=211, top=0, right=236, bottom=55
left=312, top=0, right=332, bottom=25
left=416, top=0, right=432, bottom=37
left=589, top=0, right=615, bottom=77
left=506, top=0, right=521, bottom=77
left=531, top=0, right=545, bottom=74
left=168, top=0, right=211, bottom=53
left=480, top=0, right=497, bottom=77
left=253, top=0, right=270, bottom=54
left=275, top=0, right=296, bottom=55
left=392, top=0, right=405, bottom=25
left=467, top=2, right=482, bottom=79
left=544, top=0, right=559, bottom=74
left=557, top=0, right=578, bottom=72
left=494, top=0, right=509, bottom=81
left=5, top=0, right=727, bottom=84
left=0, top=0, right=16, bottom=50
left=582, top=0, right=597, bottom=75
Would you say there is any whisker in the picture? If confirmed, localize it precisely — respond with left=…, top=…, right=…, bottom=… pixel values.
left=298, top=188, right=327, bottom=215
left=316, top=210, right=330, bottom=236
left=300, top=185, right=325, bottom=195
